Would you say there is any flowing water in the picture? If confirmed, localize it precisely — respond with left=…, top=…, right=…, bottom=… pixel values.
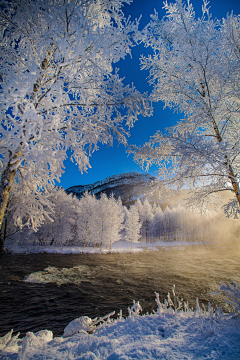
left=0, top=244, right=239, bottom=338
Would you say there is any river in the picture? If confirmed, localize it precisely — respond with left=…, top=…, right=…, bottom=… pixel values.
left=0, top=244, right=239, bottom=338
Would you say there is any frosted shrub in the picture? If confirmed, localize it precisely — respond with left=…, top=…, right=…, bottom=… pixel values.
left=155, top=285, right=184, bottom=315
left=154, top=285, right=226, bottom=336
left=193, top=298, right=222, bottom=335
left=128, top=300, right=142, bottom=317
left=211, top=280, right=240, bottom=317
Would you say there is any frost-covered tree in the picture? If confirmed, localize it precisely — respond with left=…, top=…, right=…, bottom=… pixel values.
left=0, top=0, right=151, bottom=251
left=77, top=191, right=97, bottom=247
left=151, top=203, right=219, bottom=242
left=93, top=193, right=124, bottom=249
left=46, top=188, right=78, bottom=248
left=125, top=204, right=141, bottom=249
left=107, top=196, right=125, bottom=249
left=130, top=0, right=240, bottom=217
left=136, top=198, right=154, bottom=242
left=4, top=186, right=79, bottom=249
left=151, top=204, right=164, bottom=240
left=160, top=206, right=177, bottom=241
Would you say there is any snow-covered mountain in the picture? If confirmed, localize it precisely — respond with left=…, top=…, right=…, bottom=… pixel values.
left=66, top=172, right=156, bottom=206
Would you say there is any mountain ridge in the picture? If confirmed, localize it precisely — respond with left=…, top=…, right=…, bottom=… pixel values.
left=66, top=172, right=156, bottom=206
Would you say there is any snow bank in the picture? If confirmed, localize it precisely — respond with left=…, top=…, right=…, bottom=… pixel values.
left=7, top=240, right=204, bottom=254
left=1, top=285, right=240, bottom=360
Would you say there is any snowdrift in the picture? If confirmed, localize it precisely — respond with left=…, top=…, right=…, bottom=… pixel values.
left=1, top=282, right=239, bottom=360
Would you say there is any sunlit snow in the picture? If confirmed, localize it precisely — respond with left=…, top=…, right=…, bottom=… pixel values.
left=7, top=239, right=203, bottom=255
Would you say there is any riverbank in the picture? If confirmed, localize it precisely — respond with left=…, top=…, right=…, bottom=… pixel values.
left=1, top=289, right=240, bottom=360
left=6, top=239, right=205, bottom=254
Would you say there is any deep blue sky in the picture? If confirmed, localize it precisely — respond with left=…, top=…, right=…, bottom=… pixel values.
left=59, top=0, right=240, bottom=189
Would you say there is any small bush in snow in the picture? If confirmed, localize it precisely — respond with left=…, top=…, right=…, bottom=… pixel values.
left=211, top=280, right=240, bottom=317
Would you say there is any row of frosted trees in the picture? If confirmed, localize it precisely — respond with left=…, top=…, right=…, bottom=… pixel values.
left=5, top=187, right=222, bottom=250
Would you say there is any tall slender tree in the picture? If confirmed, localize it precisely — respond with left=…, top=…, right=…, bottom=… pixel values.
left=135, top=198, right=154, bottom=242
left=77, top=191, right=96, bottom=247
left=125, top=204, right=141, bottom=249
left=92, top=193, right=124, bottom=249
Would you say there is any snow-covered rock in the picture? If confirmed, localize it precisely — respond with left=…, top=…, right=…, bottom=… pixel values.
left=63, top=316, right=93, bottom=338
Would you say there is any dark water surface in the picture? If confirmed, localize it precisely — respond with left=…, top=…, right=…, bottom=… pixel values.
left=0, top=245, right=239, bottom=338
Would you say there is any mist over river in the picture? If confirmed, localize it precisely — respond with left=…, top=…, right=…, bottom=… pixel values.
left=0, top=244, right=239, bottom=338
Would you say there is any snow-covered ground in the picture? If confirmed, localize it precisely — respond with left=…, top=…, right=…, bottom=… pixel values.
left=6, top=239, right=204, bottom=254
left=0, top=287, right=240, bottom=360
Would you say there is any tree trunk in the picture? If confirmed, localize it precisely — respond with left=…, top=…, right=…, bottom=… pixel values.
left=212, top=119, right=240, bottom=208
left=0, top=151, right=21, bottom=252
left=0, top=47, right=55, bottom=253
left=227, top=161, right=240, bottom=208
left=0, top=215, right=8, bottom=250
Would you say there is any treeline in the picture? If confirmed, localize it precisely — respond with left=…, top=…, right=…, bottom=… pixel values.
left=5, top=187, right=223, bottom=250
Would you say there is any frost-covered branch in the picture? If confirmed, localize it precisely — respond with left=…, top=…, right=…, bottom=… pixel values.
left=211, top=280, right=240, bottom=317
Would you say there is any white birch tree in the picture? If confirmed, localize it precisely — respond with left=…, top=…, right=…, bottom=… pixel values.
left=137, top=198, right=154, bottom=242
left=107, top=195, right=125, bottom=249
left=4, top=186, right=79, bottom=249
left=130, top=0, right=240, bottom=217
left=0, top=0, right=151, bottom=251
left=92, top=193, right=124, bottom=249
left=151, top=204, right=164, bottom=240
left=124, top=204, right=141, bottom=249
left=46, top=188, right=78, bottom=248
left=76, top=191, right=97, bottom=247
